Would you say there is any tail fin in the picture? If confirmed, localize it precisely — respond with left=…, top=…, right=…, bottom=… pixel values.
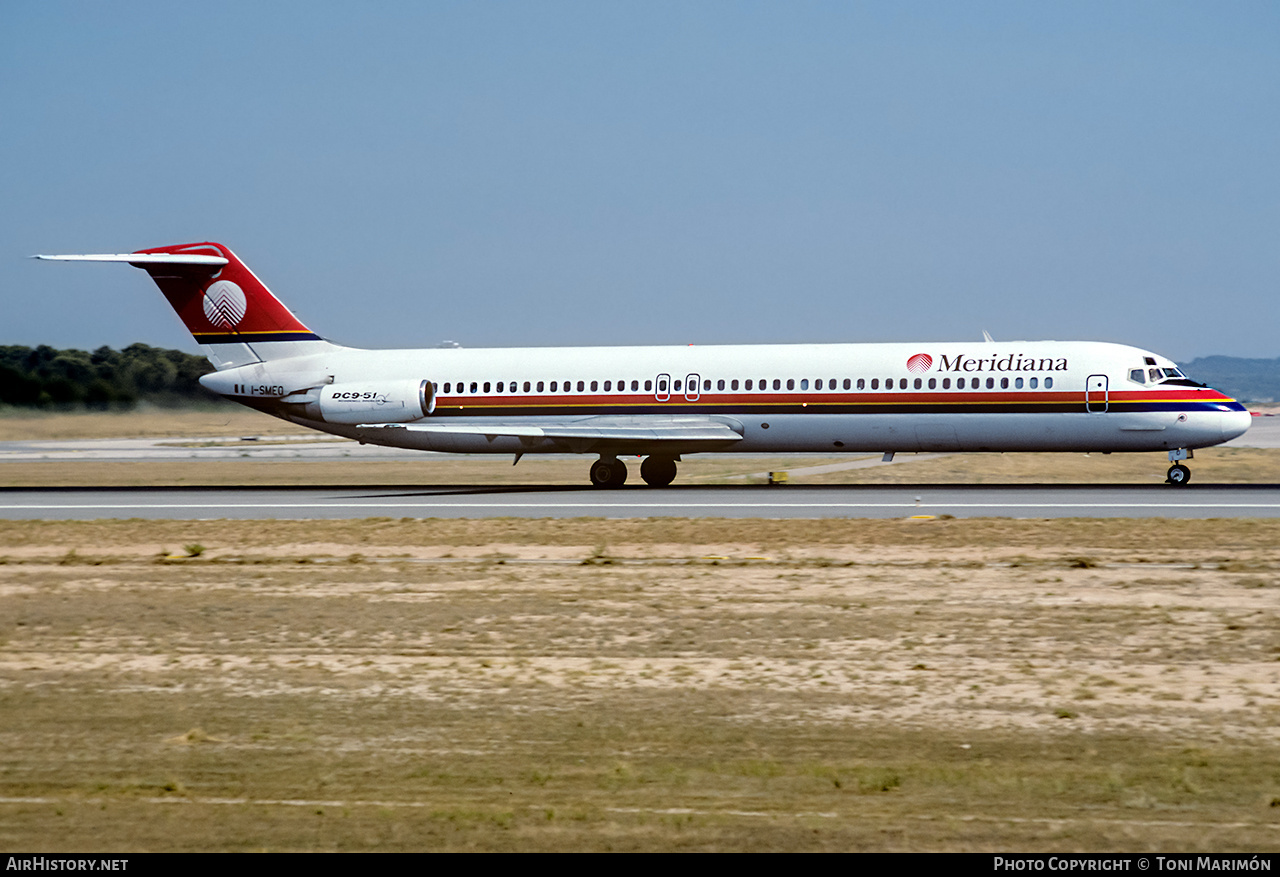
left=36, top=242, right=337, bottom=369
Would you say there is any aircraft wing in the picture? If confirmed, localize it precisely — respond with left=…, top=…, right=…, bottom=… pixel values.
left=356, top=416, right=744, bottom=453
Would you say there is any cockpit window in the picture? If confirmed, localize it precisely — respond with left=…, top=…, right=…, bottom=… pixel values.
left=1129, top=369, right=1146, bottom=384
left=1162, top=368, right=1183, bottom=379
left=1149, top=368, right=1162, bottom=383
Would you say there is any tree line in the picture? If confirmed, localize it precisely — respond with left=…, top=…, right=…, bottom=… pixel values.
left=1, top=342, right=1273, bottom=409
left=0, top=344, right=219, bottom=408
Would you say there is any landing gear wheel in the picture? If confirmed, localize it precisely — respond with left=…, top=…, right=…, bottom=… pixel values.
left=590, top=458, right=627, bottom=488
left=640, top=455, right=678, bottom=487
left=1167, top=463, right=1191, bottom=486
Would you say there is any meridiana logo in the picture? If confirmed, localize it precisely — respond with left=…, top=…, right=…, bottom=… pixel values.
left=906, top=353, right=933, bottom=373
left=203, top=280, right=247, bottom=329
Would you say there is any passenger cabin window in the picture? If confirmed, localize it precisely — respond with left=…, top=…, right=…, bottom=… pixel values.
left=603, top=381, right=611, bottom=391
left=815, top=379, right=823, bottom=390
left=577, top=381, right=585, bottom=392
left=928, top=378, right=936, bottom=389
left=773, top=379, right=782, bottom=390
left=856, top=378, right=864, bottom=390
left=1029, top=377, right=1038, bottom=389
left=943, top=378, right=951, bottom=389
left=470, top=382, right=478, bottom=393
left=871, top=379, right=879, bottom=390
left=745, top=379, right=753, bottom=390
left=536, top=381, right=544, bottom=392
left=644, top=380, right=652, bottom=391
left=1015, top=377, right=1023, bottom=389
left=843, top=379, right=852, bottom=390
left=986, top=378, right=994, bottom=389
left=731, top=379, right=739, bottom=390
left=1045, top=377, right=1054, bottom=388
left=914, top=378, right=922, bottom=389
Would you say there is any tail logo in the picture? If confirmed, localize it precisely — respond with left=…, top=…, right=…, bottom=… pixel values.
left=906, top=353, right=933, bottom=373
left=203, top=280, right=247, bottom=330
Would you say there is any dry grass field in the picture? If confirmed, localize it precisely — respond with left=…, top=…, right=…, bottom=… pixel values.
left=0, top=407, right=316, bottom=441
left=1, top=518, right=1278, bottom=851
left=3, top=407, right=1280, bottom=487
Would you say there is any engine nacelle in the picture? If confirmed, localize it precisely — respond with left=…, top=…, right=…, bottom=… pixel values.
left=307, top=379, right=435, bottom=424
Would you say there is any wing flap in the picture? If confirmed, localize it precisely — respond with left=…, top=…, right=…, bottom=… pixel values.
left=357, top=419, right=744, bottom=445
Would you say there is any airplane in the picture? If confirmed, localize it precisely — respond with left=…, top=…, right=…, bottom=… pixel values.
left=36, top=242, right=1251, bottom=487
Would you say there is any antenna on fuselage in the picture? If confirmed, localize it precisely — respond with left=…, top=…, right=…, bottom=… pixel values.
left=982, top=330, right=995, bottom=342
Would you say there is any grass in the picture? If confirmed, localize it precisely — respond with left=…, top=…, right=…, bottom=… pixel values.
left=0, top=406, right=314, bottom=441
left=1, top=517, right=1279, bottom=851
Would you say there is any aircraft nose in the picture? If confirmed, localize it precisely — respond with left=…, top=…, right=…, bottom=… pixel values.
left=1221, top=409, right=1252, bottom=442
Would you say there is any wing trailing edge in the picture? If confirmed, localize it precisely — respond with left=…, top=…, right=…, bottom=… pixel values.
left=356, top=418, right=745, bottom=447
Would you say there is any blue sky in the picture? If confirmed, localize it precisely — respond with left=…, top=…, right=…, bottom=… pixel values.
left=2, top=1, right=1276, bottom=360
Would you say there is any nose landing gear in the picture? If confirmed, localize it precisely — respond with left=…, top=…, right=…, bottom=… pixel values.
left=1166, top=448, right=1192, bottom=486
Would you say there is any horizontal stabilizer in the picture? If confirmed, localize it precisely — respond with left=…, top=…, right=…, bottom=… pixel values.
left=32, top=253, right=228, bottom=267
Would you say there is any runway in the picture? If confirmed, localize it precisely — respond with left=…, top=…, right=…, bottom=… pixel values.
left=4, top=483, right=1280, bottom=519
left=0, top=412, right=1274, bottom=463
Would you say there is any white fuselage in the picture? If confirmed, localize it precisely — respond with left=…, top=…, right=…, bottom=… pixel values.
left=200, top=339, right=1252, bottom=457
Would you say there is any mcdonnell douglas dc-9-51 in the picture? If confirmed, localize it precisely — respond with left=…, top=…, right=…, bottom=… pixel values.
left=37, top=242, right=1251, bottom=487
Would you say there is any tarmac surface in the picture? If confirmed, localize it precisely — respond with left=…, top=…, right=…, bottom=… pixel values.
left=3, top=483, right=1280, bottom=520
left=0, top=412, right=1274, bottom=463
left=1, top=414, right=1276, bottom=520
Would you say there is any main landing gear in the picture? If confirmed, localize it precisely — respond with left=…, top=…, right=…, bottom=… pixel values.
left=588, top=455, right=679, bottom=488
left=1166, top=448, right=1192, bottom=486
left=640, top=455, right=677, bottom=487
left=589, top=457, right=628, bottom=488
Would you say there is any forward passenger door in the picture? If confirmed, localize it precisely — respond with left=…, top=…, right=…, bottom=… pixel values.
left=1086, top=374, right=1108, bottom=413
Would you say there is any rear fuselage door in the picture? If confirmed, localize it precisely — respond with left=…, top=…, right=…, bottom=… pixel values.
left=1086, top=374, right=1109, bottom=413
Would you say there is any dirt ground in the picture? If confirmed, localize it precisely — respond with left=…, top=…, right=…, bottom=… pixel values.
left=1, top=518, right=1278, bottom=851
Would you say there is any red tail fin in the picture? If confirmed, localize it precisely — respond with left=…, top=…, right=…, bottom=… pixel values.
left=132, top=242, right=322, bottom=344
